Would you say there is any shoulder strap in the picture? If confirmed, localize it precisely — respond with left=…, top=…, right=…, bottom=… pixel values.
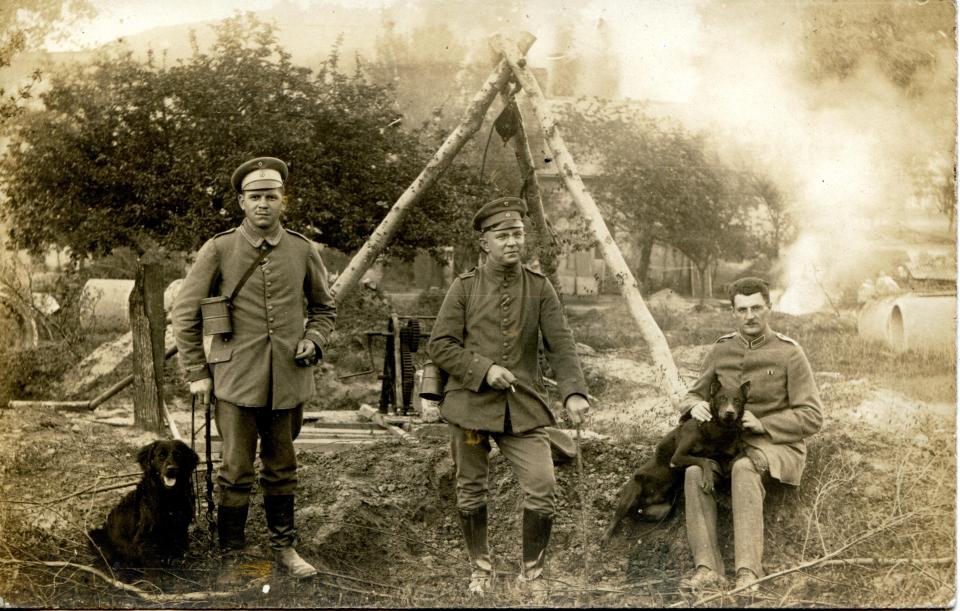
left=229, top=242, right=277, bottom=303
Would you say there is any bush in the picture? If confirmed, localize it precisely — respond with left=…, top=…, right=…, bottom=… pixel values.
left=0, top=342, right=75, bottom=406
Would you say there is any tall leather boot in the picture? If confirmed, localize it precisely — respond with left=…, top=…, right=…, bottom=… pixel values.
left=218, top=504, right=249, bottom=552
left=264, top=495, right=317, bottom=579
left=217, top=504, right=251, bottom=588
left=457, top=505, right=494, bottom=595
left=516, top=509, right=553, bottom=596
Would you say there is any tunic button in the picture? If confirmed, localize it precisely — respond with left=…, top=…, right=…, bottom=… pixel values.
left=269, top=317, right=275, bottom=322
left=503, top=341, right=509, bottom=347
left=266, top=293, right=272, bottom=298
left=268, top=329, right=274, bottom=335
left=267, top=281, right=272, bottom=286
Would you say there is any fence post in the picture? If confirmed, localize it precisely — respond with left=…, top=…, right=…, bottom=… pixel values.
left=130, top=261, right=165, bottom=432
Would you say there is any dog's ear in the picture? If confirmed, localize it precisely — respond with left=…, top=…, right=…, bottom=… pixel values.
left=178, top=441, right=200, bottom=473
left=709, top=375, right=721, bottom=398
left=136, top=441, right=158, bottom=472
left=739, top=380, right=751, bottom=401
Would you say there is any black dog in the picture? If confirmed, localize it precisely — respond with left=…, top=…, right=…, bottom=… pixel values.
left=89, top=439, right=199, bottom=565
left=602, top=377, right=749, bottom=543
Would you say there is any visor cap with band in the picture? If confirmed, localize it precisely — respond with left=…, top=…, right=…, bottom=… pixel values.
left=231, top=156, right=289, bottom=193
left=471, top=196, right=528, bottom=232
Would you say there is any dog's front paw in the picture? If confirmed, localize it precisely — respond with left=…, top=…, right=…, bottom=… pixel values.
left=745, top=447, right=769, bottom=474
left=700, top=460, right=722, bottom=494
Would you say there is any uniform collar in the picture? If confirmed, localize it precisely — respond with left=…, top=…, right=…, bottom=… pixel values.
left=483, top=261, right=522, bottom=280
left=239, top=219, right=284, bottom=247
left=737, top=331, right=769, bottom=350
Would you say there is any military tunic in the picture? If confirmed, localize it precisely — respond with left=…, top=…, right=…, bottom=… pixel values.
left=679, top=329, right=823, bottom=485
left=428, top=262, right=588, bottom=434
left=172, top=219, right=336, bottom=410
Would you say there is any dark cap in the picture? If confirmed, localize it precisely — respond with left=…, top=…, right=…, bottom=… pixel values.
left=471, top=196, right=527, bottom=231
left=231, top=157, right=289, bottom=193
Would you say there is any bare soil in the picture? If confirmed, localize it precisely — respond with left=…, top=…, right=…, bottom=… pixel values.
left=0, top=306, right=954, bottom=609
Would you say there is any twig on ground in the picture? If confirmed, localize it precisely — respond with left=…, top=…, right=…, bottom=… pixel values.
left=0, top=558, right=264, bottom=602
left=818, top=556, right=953, bottom=567
left=44, top=480, right=138, bottom=504
left=315, top=568, right=404, bottom=591
left=677, top=511, right=918, bottom=607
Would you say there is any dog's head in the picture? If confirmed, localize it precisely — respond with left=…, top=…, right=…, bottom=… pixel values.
left=137, top=440, right=199, bottom=490
left=708, top=376, right=749, bottom=426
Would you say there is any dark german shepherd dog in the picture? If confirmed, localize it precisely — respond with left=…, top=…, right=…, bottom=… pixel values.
left=602, top=377, right=749, bottom=543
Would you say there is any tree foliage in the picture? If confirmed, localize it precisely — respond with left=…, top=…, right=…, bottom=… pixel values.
left=0, top=0, right=94, bottom=126
left=0, top=14, right=481, bottom=263
left=801, top=0, right=955, bottom=94
left=560, top=99, right=774, bottom=292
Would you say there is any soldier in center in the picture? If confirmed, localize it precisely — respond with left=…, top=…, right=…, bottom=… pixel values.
left=427, top=196, right=591, bottom=596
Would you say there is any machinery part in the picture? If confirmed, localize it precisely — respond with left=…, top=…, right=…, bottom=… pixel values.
left=400, top=318, right=421, bottom=353
left=399, top=341, right=415, bottom=414
left=378, top=328, right=395, bottom=414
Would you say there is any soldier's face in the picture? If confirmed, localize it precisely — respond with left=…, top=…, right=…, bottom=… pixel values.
left=239, top=187, right=285, bottom=231
left=733, top=292, right=771, bottom=339
left=480, top=227, right=525, bottom=266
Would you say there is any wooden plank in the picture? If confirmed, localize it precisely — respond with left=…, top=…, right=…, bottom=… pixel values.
left=301, top=420, right=381, bottom=430
left=7, top=400, right=91, bottom=411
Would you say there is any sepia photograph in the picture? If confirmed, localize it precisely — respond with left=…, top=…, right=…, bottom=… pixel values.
left=0, top=0, right=955, bottom=607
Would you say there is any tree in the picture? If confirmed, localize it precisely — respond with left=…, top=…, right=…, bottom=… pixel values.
left=0, top=14, right=471, bottom=262
left=800, top=1, right=955, bottom=95
left=561, top=98, right=768, bottom=296
left=0, top=0, right=94, bottom=126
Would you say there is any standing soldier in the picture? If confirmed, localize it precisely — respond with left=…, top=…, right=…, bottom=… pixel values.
left=428, top=196, right=590, bottom=596
left=678, top=277, right=823, bottom=593
left=172, top=157, right=336, bottom=578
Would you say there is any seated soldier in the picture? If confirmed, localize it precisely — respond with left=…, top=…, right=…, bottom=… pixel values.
left=678, top=277, right=823, bottom=593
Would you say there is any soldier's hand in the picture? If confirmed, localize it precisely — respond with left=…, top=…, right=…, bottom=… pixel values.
left=485, top=365, right=517, bottom=391
left=565, top=393, right=590, bottom=426
left=295, top=339, right=317, bottom=366
left=690, top=400, right=711, bottom=422
left=190, top=378, right=212, bottom=405
left=742, top=410, right=765, bottom=434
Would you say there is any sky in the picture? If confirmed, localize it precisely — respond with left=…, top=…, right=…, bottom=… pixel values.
left=45, top=0, right=707, bottom=104
left=44, top=0, right=388, bottom=51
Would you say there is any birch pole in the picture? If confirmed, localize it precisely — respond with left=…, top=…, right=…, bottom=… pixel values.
left=490, top=34, right=687, bottom=405
left=489, top=41, right=562, bottom=289
left=330, top=35, right=536, bottom=301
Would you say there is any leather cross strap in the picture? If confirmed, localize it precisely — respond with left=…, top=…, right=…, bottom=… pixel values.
left=228, top=242, right=276, bottom=304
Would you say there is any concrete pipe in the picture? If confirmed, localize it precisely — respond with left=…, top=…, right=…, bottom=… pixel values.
left=858, top=293, right=956, bottom=355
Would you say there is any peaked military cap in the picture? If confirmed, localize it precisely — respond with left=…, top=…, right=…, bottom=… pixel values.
left=231, top=157, right=289, bottom=193
left=472, top=196, right=527, bottom=231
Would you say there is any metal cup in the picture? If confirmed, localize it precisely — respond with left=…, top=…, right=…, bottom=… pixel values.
left=419, top=361, right=446, bottom=401
left=200, top=296, right=232, bottom=336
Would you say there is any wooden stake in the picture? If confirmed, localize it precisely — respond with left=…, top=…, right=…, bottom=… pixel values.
left=330, top=34, right=536, bottom=302
left=491, top=34, right=686, bottom=405
left=129, top=262, right=166, bottom=432
left=491, top=61, right=562, bottom=288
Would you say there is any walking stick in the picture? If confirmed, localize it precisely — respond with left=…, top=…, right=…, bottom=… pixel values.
left=575, top=422, right=591, bottom=606
left=204, top=396, right=216, bottom=544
